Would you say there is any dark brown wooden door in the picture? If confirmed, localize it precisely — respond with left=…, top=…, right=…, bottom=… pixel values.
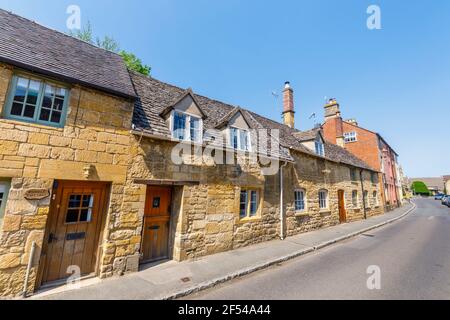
left=141, top=186, right=172, bottom=263
left=338, top=190, right=347, bottom=223
left=41, top=181, right=108, bottom=284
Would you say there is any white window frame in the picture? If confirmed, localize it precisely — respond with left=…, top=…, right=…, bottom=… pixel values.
left=344, top=132, right=358, bottom=143
left=170, top=110, right=203, bottom=143
left=352, top=190, right=359, bottom=208
left=373, top=191, right=379, bottom=207
left=318, top=190, right=328, bottom=210
left=228, top=127, right=251, bottom=152
left=315, top=138, right=325, bottom=156
left=239, top=189, right=259, bottom=218
left=294, top=189, right=306, bottom=212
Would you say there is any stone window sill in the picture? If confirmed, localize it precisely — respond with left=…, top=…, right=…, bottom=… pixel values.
left=295, top=211, right=309, bottom=217
left=238, top=216, right=261, bottom=224
left=319, top=209, right=331, bottom=214
left=0, top=118, right=64, bottom=131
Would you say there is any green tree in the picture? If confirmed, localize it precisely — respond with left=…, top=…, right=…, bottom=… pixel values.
left=411, top=181, right=431, bottom=196
left=119, top=51, right=151, bottom=76
left=69, top=22, right=150, bottom=76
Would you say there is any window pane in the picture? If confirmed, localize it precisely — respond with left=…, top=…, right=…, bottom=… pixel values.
left=13, top=78, right=27, bottom=103
left=319, top=191, right=327, bottom=209
left=250, top=191, right=258, bottom=216
left=50, top=111, right=62, bottom=124
left=240, top=130, right=250, bottom=151
left=23, top=104, right=35, bottom=118
left=39, top=108, right=50, bottom=121
left=53, top=98, right=64, bottom=111
left=69, top=195, right=82, bottom=208
left=240, top=191, right=247, bottom=218
left=295, top=191, right=305, bottom=211
left=65, top=209, right=79, bottom=223
left=173, top=112, right=186, bottom=140
left=230, top=128, right=238, bottom=149
left=10, top=102, right=24, bottom=116
left=79, top=209, right=92, bottom=222
left=190, top=117, right=201, bottom=142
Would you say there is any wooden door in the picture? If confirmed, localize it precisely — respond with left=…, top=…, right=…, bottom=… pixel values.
left=141, top=186, right=172, bottom=263
left=338, top=190, right=347, bottom=223
left=41, top=181, right=108, bottom=284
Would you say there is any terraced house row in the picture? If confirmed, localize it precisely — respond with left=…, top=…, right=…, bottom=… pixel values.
left=0, top=10, right=390, bottom=297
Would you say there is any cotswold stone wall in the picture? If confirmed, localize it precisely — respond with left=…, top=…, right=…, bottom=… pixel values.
left=0, top=62, right=139, bottom=296
left=284, top=151, right=384, bottom=237
left=132, top=138, right=383, bottom=262
left=130, top=137, right=279, bottom=261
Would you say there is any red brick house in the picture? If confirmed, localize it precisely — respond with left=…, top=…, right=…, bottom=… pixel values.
left=322, top=99, right=400, bottom=210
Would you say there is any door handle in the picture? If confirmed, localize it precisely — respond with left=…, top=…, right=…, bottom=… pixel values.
left=48, top=233, right=58, bottom=243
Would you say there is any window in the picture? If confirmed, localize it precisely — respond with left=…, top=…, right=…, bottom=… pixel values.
left=294, top=189, right=306, bottom=211
left=373, top=191, right=379, bottom=206
left=65, top=194, right=94, bottom=224
left=350, top=168, right=358, bottom=181
left=352, top=190, right=359, bottom=207
left=364, top=191, right=369, bottom=208
left=315, top=139, right=325, bottom=156
left=5, top=75, right=69, bottom=127
left=344, top=132, right=358, bottom=143
left=319, top=190, right=328, bottom=210
left=371, top=172, right=377, bottom=184
left=172, top=111, right=202, bottom=143
left=0, top=181, right=11, bottom=228
left=229, top=127, right=251, bottom=151
left=240, top=189, right=259, bottom=218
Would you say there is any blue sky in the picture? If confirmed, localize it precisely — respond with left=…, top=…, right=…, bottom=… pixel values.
left=1, top=0, right=449, bottom=178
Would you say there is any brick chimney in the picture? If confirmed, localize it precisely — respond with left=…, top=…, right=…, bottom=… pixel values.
left=323, top=98, right=345, bottom=147
left=282, top=82, right=295, bottom=128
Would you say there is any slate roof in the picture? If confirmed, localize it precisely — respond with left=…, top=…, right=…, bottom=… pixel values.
left=130, top=72, right=376, bottom=171
left=0, top=9, right=136, bottom=99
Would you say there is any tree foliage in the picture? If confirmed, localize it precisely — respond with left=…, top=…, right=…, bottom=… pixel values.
left=69, top=22, right=150, bottom=76
left=411, top=181, right=431, bottom=195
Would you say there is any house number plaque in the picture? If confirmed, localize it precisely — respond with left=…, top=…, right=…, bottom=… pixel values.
left=24, top=188, right=50, bottom=200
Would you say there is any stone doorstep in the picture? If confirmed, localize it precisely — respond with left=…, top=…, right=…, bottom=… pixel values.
left=29, top=202, right=416, bottom=300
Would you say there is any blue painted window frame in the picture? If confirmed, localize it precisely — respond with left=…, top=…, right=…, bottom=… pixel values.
left=3, top=74, right=70, bottom=128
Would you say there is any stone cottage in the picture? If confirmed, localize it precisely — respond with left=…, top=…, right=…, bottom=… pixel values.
left=0, top=9, right=383, bottom=297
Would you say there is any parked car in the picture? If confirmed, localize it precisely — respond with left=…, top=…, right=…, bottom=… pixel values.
left=441, top=195, right=449, bottom=205
left=444, top=197, right=450, bottom=207
left=435, top=193, right=445, bottom=200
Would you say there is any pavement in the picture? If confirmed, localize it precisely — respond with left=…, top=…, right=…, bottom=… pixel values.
left=187, top=198, right=450, bottom=300
left=32, top=200, right=416, bottom=300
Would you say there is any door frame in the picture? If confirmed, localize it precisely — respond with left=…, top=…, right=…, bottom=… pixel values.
left=36, top=180, right=111, bottom=289
left=140, top=185, right=174, bottom=264
left=338, top=189, right=347, bottom=224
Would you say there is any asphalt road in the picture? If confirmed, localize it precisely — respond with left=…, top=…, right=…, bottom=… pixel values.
left=186, top=198, right=450, bottom=300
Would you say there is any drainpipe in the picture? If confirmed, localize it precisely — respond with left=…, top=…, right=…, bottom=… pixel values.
left=280, top=161, right=288, bottom=240
left=360, top=170, right=367, bottom=219
left=22, top=241, right=36, bottom=298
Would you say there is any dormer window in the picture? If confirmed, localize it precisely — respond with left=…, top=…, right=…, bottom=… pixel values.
left=172, top=111, right=202, bottom=143
left=315, top=138, right=325, bottom=156
left=229, top=127, right=251, bottom=151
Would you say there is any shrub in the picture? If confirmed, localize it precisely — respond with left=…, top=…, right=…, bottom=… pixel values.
left=411, top=181, right=431, bottom=196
